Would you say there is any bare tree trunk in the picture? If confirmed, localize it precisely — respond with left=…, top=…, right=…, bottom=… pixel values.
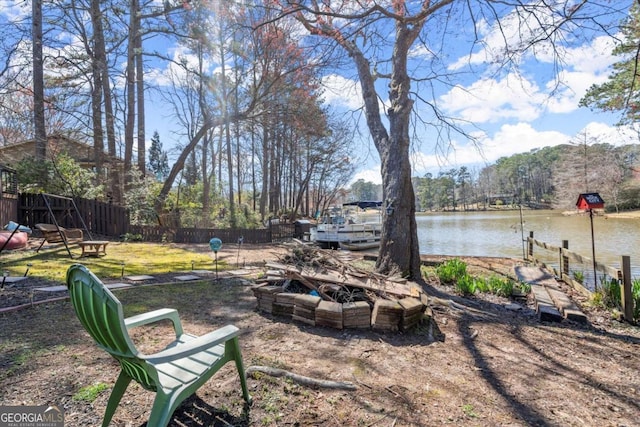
left=251, top=123, right=257, bottom=212
left=295, top=11, right=423, bottom=279
left=89, top=0, right=105, bottom=182
left=91, top=0, right=121, bottom=204
left=136, top=32, right=145, bottom=174
left=331, top=33, right=421, bottom=277
left=234, top=53, right=242, bottom=207
left=259, top=121, right=269, bottom=219
left=219, top=48, right=236, bottom=227
left=202, top=132, right=211, bottom=220
left=155, top=120, right=219, bottom=214
left=124, top=0, right=138, bottom=187
left=32, top=0, right=46, bottom=160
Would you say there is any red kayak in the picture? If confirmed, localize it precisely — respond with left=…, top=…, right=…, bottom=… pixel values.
left=0, top=230, right=28, bottom=250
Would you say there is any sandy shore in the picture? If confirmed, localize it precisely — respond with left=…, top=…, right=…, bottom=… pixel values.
left=604, top=210, right=640, bottom=219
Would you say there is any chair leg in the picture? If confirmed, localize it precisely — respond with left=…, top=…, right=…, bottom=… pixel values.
left=146, top=391, right=180, bottom=427
left=229, top=337, right=252, bottom=405
left=102, top=372, right=132, bottom=427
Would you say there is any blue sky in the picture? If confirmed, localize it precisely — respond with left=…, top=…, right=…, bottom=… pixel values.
left=1, top=1, right=636, bottom=186
left=316, top=5, right=638, bottom=184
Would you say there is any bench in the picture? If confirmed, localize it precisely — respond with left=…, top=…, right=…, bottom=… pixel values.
left=78, top=240, right=109, bottom=257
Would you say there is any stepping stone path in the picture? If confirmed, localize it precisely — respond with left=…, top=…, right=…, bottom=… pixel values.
left=515, top=266, right=587, bottom=323
left=106, top=283, right=132, bottom=290
left=191, top=270, right=215, bottom=275
left=173, top=275, right=201, bottom=281
left=35, top=283, right=132, bottom=293
left=124, top=275, right=155, bottom=282
left=2, top=276, right=27, bottom=284
left=35, top=285, right=68, bottom=292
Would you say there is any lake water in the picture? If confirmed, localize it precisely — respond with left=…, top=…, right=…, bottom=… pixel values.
left=416, top=209, right=640, bottom=279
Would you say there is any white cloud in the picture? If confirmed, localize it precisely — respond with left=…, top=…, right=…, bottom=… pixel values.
left=410, top=123, right=571, bottom=176
left=558, top=35, right=617, bottom=74
left=541, top=35, right=618, bottom=114
left=579, top=122, right=639, bottom=146
left=478, top=123, right=570, bottom=160
left=321, top=74, right=364, bottom=110
left=441, top=32, right=618, bottom=123
left=0, top=1, right=29, bottom=22
left=439, top=73, right=546, bottom=123
left=447, top=10, right=544, bottom=71
left=351, top=167, right=382, bottom=185
left=145, top=45, right=217, bottom=88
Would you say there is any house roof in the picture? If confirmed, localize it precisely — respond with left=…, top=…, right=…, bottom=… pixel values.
left=0, top=134, right=122, bottom=166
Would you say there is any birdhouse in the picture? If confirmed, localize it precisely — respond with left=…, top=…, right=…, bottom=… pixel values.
left=576, top=193, right=605, bottom=211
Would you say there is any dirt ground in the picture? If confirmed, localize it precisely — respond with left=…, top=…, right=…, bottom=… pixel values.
left=1, top=243, right=639, bottom=426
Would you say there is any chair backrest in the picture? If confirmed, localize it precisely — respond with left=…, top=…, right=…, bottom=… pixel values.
left=36, top=223, right=64, bottom=232
left=66, top=264, right=158, bottom=391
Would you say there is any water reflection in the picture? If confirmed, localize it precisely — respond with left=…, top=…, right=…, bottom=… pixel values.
left=417, top=210, right=640, bottom=278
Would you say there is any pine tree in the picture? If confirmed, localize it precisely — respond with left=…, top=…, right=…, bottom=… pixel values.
left=148, top=131, right=169, bottom=181
left=580, top=4, right=640, bottom=125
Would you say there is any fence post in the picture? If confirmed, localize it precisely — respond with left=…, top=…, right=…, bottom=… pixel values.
left=621, top=256, right=634, bottom=322
left=527, top=231, right=534, bottom=261
left=560, top=240, right=569, bottom=281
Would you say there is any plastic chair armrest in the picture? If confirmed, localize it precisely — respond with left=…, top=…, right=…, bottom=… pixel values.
left=144, top=325, right=240, bottom=363
left=125, top=308, right=184, bottom=336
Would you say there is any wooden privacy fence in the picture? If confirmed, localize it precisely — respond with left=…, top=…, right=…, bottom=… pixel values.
left=18, top=193, right=129, bottom=237
left=526, top=231, right=635, bottom=322
left=16, top=193, right=297, bottom=244
left=127, top=225, right=281, bottom=244
left=127, top=222, right=295, bottom=244
left=0, top=196, right=17, bottom=227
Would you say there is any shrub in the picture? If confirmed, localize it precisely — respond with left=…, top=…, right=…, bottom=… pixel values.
left=455, top=274, right=476, bottom=296
left=600, top=276, right=621, bottom=309
left=486, top=275, right=514, bottom=297
left=514, top=282, right=531, bottom=295
left=632, top=279, right=640, bottom=322
left=572, top=270, right=585, bottom=284
left=474, top=277, right=490, bottom=293
left=436, top=258, right=467, bottom=285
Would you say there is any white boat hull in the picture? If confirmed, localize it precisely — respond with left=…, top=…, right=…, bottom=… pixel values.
left=338, top=240, right=380, bottom=251
left=313, top=222, right=382, bottom=249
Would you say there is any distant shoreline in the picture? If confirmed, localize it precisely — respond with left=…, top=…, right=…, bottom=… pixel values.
left=419, top=207, right=640, bottom=219
left=604, top=210, right=640, bottom=219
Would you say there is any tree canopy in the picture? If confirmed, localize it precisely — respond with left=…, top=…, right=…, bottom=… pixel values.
left=580, top=3, right=640, bottom=125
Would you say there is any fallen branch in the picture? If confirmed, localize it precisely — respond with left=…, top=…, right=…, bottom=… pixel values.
left=246, top=366, right=357, bottom=390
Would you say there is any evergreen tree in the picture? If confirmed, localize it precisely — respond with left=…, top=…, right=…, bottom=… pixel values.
left=148, top=131, right=169, bottom=181
left=580, top=4, right=640, bottom=125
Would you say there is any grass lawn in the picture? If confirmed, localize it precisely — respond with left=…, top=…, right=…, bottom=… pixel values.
left=0, top=241, right=223, bottom=283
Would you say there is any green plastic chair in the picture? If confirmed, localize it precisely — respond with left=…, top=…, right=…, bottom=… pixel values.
left=66, top=264, right=252, bottom=427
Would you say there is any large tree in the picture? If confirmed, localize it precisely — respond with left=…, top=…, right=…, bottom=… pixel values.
left=580, top=3, right=640, bottom=126
left=32, top=0, right=46, bottom=160
left=271, top=1, right=630, bottom=280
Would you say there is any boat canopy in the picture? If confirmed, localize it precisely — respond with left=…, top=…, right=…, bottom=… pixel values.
left=342, top=201, right=382, bottom=209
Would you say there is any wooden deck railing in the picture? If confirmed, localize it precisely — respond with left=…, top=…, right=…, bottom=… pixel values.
left=526, top=231, right=635, bottom=322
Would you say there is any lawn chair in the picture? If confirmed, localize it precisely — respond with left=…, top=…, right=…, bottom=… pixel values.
left=66, top=264, right=252, bottom=427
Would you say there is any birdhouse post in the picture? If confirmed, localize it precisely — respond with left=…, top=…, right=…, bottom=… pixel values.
left=209, top=238, right=223, bottom=280
left=576, top=193, right=605, bottom=291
